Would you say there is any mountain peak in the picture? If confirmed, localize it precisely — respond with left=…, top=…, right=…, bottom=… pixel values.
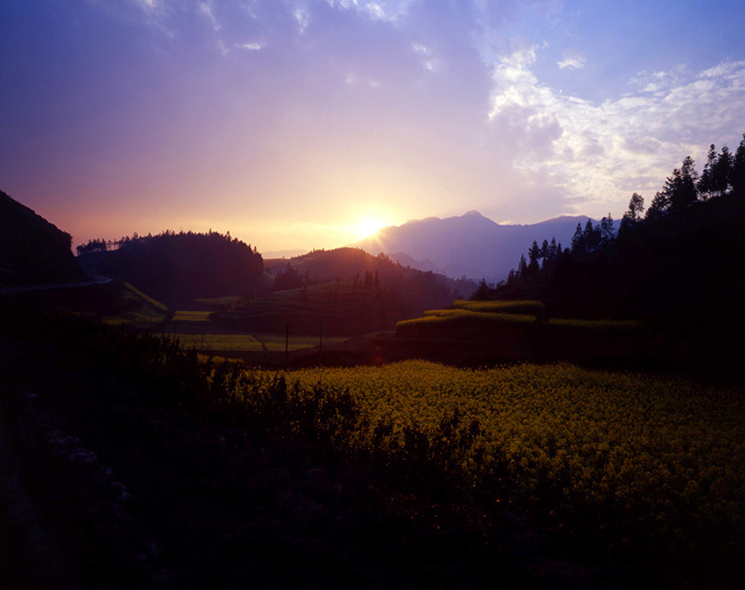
left=354, top=211, right=593, bottom=281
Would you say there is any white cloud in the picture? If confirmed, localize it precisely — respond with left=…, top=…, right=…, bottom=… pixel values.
left=199, top=2, right=220, bottom=31
left=236, top=41, right=265, bottom=50
left=365, top=3, right=387, bottom=20
left=344, top=72, right=381, bottom=87
left=294, top=7, right=311, bottom=32
left=362, top=1, right=410, bottom=22
left=557, top=48, right=586, bottom=70
left=135, top=0, right=158, bottom=10
left=326, top=0, right=359, bottom=8
left=489, top=46, right=745, bottom=217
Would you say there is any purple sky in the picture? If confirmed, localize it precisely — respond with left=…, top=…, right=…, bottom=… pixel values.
left=2, top=0, right=745, bottom=254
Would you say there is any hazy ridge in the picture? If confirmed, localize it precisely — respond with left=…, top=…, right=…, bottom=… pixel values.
left=355, top=211, right=590, bottom=281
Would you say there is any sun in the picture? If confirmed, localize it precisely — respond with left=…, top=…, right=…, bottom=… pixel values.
left=354, top=217, right=387, bottom=240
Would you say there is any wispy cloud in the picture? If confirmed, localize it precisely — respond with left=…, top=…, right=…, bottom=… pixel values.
left=135, top=0, right=159, bottom=11
left=236, top=41, right=265, bottom=51
left=558, top=48, right=586, bottom=70
left=198, top=2, right=220, bottom=31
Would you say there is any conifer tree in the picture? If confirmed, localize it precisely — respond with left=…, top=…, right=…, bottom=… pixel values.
left=698, top=144, right=717, bottom=200
left=540, top=239, right=549, bottom=260
left=733, top=134, right=745, bottom=195
left=668, top=156, right=698, bottom=212
left=712, top=145, right=733, bottom=197
left=600, top=214, right=615, bottom=251
left=527, top=240, right=541, bottom=275
left=646, top=190, right=669, bottom=221
left=548, top=237, right=558, bottom=260
left=517, top=254, right=528, bottom=277
left=571, top=223, right=584, bottom=255
left=583, top=219, right=601, bottom=255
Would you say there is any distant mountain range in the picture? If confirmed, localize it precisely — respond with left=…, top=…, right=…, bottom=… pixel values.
left=355, top=210, right=590, bottom=282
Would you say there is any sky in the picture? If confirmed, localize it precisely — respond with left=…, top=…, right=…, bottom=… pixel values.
left=2, top=0, right=745, bottom=255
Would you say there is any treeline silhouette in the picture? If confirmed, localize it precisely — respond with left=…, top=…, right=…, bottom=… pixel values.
left=478, top=134, right=745, bottom=376
left=80, top=230, right=264, bottom=304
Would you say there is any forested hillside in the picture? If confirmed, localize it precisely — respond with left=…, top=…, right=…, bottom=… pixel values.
left=219, top=248, right=476, bottom=336
left=79, top=231, right=264, bottom=304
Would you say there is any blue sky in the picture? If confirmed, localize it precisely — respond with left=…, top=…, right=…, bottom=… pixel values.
left=2, top=0, right=744, bottom=253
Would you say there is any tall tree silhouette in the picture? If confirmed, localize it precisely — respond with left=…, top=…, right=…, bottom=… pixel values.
left=669, top=156, right=699, bottom=212
left=646, top=156, right=698, bottom=219
left=712, top=145, right=733, bottom=197
left=698, top=144, right=717, bottom=200
left=620, top=193, right=644, bottom=235
left=527, top=240, right=541, bottom=275
left=733, top=134, right=745, bottom=195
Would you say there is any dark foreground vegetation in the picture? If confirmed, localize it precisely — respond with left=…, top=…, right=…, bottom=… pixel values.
left=3, top=309, right=744, bottom=589
left=0, top=311, right=577, bottom=590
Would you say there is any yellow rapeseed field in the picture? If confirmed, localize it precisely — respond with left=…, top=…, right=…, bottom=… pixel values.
left=241, top=361, right=745, bottom=550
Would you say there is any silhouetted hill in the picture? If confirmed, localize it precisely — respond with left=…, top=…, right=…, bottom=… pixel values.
left=355, top=211, right=589, bottom=281
left=0, top=190, right=82, bottom=288
left=221, top=248, right=477, bottom=336
left=81, top=231, right=264, bottom=305
left=265, top=247, right=475, bottom=299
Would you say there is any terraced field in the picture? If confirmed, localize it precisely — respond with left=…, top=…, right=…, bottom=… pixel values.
left=166, top=310, right=343, bottom=354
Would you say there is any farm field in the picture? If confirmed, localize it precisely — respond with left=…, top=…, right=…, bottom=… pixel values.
left=214, top=281, right=413, bottom=336
left=393, top=300, right=648, bottom=365
left=166, top=309, right=344, bottom=353
left=229, top=360, right=745, bottom=586
left=398, top=300, right=643, bottom=333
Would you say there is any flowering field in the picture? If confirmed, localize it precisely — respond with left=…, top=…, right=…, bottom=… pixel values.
left=452, top=299, right=546, bottom=315
left=232, top=360, right=745, bottom=575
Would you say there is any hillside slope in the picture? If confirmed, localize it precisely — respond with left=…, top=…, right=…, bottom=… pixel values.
left=0, top=190, right=82, bottom=287
left=81, top=231, right=264, bottom=305
left=222, top=248, right=476, bottom=336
